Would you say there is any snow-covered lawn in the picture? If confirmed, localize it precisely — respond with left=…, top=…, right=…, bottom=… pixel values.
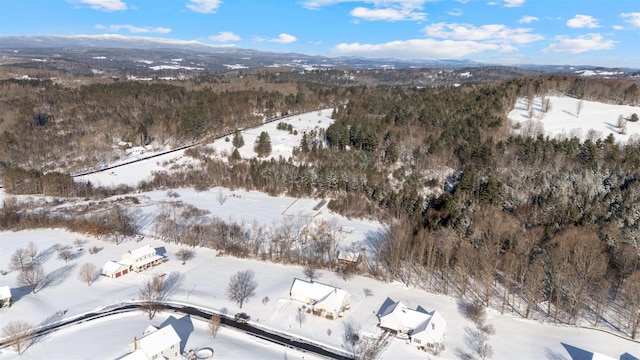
left=0, top=228, right=637, bottom=359
left=508, top=95, right=640, bottom=143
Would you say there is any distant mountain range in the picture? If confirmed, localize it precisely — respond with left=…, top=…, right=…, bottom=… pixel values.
left=0, top=35, right=638, bottom=78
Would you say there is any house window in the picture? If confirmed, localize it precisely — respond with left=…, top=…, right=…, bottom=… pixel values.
left=413, top=338, right=421, bottom=344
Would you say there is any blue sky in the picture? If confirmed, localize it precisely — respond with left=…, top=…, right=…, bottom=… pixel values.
left=1, top=0, right=639, bottom=67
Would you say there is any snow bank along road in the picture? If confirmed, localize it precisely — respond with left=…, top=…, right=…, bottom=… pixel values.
left=0, top=302, right=354, bottom=360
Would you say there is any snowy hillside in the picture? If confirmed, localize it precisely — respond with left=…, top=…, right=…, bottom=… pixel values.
left=1, top=107, right=639, bottom=360
left=508, top=95, right=640, bottom=143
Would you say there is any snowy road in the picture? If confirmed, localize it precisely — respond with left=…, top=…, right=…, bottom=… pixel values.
left=0, top=302, right=354, bottom=360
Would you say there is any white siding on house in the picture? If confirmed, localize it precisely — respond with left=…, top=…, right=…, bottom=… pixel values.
left=289, top=278, right=350, bottom=318
left=122, top=324, right=181, bottom=360
left=377, top=298, right=447, bottom=346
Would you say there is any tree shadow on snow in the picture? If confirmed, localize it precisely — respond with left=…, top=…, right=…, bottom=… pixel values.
left=160, top=271, right=183, bottom=300
left=453, top=347, right=475, bottom=360
left=544, top=347, right=568, bottom=360
left=35, top=245, right=58, bottom=264
left=43, top=264, right=77, bottom=289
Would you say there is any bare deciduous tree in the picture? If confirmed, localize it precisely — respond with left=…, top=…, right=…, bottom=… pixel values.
left=296, top=307, right=306, bottom=328
left=208, top=314, right=221, bottom=338
left=303, top=263, right=321, bottom=282
left=622, top=270, right=640, bottom=339
left=25, top=241, right=38, bottom=263
left=576, top=100, right=584, bottom=118
left=464, top=301, right=486, bottom=324
left=10, top=248, right=29, bottom=271
left=261, top=296, right=270, bottom=306
left=57, top=248, right=73, bottom=263
left=18, top=264, right=45, bottom=294
left=176, top=248, right=194, bottom=265
left=336, top=264, right=356, bottom=282
left=139, top=275, right=166, bottom=320
left=226, top=270, right=258, bottom=309
left=79, top=263, right=97, bottom=286
left=2, top=321, right=35, bottom=355
left=363, top=288, right=373, bottom=298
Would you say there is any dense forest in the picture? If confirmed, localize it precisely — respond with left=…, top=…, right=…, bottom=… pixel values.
left=1, top=70, right=639, bottom=339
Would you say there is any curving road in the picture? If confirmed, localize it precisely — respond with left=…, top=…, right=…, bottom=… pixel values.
left=0, top=302, right=354, bottom=360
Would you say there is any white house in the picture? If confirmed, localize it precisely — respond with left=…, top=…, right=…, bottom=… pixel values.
left=121, top=245, right=164, bottom=272
left=289, top=278, right=350, bottom=319
left=0, top=285, right=11, bottom=308
left=377, top=298, right=447, bottom=348
left=121, top=324, right=181, bottom=360
left=101, top=245, right=164, bottom=278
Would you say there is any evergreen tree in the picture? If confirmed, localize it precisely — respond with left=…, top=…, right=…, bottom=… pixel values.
left=255, top=131, right=272, bottom=157
left=232, top=129, right=245, bottom=148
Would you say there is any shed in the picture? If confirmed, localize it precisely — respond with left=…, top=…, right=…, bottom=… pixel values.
left=0, top=286, right=11, bottom=308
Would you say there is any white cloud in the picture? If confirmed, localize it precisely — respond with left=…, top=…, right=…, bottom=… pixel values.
left=519, top=16, right=539, bottom=24
left=303, top=0, right=429, bottom=22
left=424, top=22, right=543, bottom=44
left=350, top=6, right=426, bottom=21
left=95, top=24, right=171, bottom=34
left=302, top=0, right=430, bottom=9
left=267, top=33, right=297, bottom=44
left=72, top=0, right=127, bottom=11
left=208, top=31, right=241, bottom=42
left=503, top=0, right=525, bottom=7
left=332, top=38, right=515, bottom=59
left=620, top=12, right=640, bottom=27
left=448, top=8, right=463, bottom=16
left=455, top=0, right=470, bottom=3
left=543, top=34, right=614, bottom=54
left=186, top=0, right=221, bottom=13
left=612, top=25, right=624, bottom=30
left=567, top=15, right=600, bottom=28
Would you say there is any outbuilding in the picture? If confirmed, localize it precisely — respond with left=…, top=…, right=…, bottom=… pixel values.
left=0, top=285, right=12, bottom=308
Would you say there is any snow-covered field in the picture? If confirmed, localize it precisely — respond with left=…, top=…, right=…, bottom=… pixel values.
left=508, top=95, right=640, bottom=143
left=1, top=107, right=639, bottom=359
left=80, top=108, right=334, bottom=188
